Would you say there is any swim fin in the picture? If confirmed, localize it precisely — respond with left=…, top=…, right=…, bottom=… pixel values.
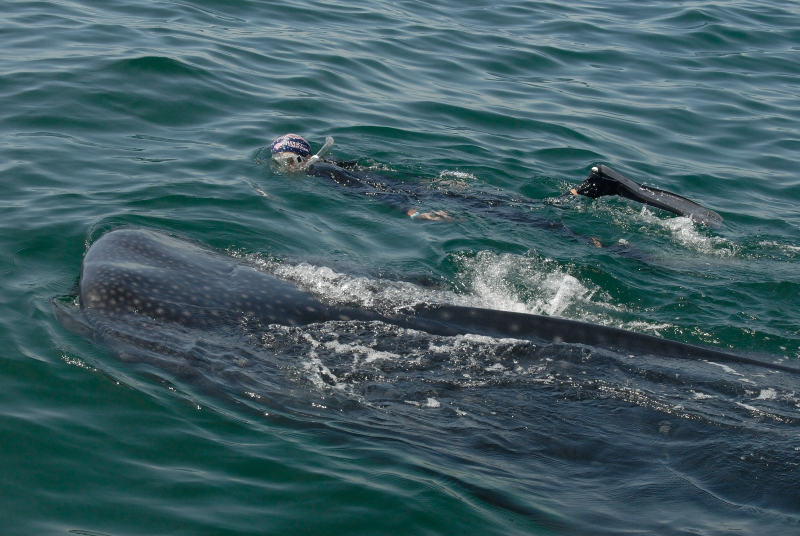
left=572, top=165, right=723, bottom=228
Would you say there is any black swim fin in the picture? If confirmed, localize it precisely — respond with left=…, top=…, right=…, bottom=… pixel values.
left=573, top=165, right=723, bottom=228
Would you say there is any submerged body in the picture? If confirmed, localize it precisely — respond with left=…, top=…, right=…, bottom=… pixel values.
left=304, top=160, right=579, bottom=232
left=54, top=229, right=800, bottom=536
left=70, top=228, right=793, bottom=373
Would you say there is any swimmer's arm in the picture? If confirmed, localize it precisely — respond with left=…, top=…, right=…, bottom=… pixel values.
left=308, top=161, right=448, bottom=221
left=406, top=208, right=450, bottom=221
left=322, top=158, right=359, bottom=169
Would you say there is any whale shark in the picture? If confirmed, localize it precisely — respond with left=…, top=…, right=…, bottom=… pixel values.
left=65, top=228, right=797, bottom=374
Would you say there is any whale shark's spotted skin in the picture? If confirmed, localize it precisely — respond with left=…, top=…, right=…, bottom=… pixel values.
left=76, top=228, right=798, bottom=374
left=80, top=228, right=373, bottom=329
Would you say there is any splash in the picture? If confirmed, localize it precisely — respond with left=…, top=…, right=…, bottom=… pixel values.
left=452, top=250, right=593, bottom=317
left=438, top=170, right=476, bottom=180
left=250, top=250, right=600, bottom=318
left=259, top=260, right=467, bottom=313
left=433, top=170, right=477, bottom=190
left=449, top=250, right=675, bottom=335
left=248, top=249, right=672, bottom=335
left=758, top=241, right=800, bottom=258
left=635, top=207, right=739, bottom=257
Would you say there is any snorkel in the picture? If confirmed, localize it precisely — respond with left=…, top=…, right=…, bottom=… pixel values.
left=301, top=136, right=334, bottom=170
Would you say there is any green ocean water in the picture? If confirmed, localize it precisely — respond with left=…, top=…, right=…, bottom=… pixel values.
left=2, top=0, right=799, bottom=534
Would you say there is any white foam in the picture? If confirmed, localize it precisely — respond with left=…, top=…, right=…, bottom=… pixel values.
left=425, top=171, right=477, bottom=192
left=636, top=207, right=738, bottom=257
left=424, top=397, right=441, bottom=408
left=322, top=339, right=401, bottom=364
left=618, top=321, right=672, bottom=337
left=452, top=251, right=673, bottom=334
left=301, top=357, right=338, bottom=389
left=438, top=170, right=476, bottom=180
left=705, top=361, right=758, bottom=384
left=705, top=361, right=741, bottom=376
left=404, top=399, right=440, bottom=408
left=268, top=261, right=458, bottom=312
left=758, top=241, right=800, bottom=254
left=452, top=250, right=596, bottom=316
left=251, top=249, right=673, bottom=335
left=62, top=354, right=94, bottom=370
left=756, top=388, right=777, bottom=400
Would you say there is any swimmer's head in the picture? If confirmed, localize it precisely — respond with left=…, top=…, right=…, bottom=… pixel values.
left=271, top=134, right=311, bottom=167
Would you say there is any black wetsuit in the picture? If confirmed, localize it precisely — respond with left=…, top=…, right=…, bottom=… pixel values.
left=303, top=160, right=722, bottom=245
left=305, top=160, right=420, bottom=212
left=305, top=159, right=578, bottom=235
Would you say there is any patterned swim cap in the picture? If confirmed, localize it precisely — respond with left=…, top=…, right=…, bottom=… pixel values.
left=271, top=134, right=311, bottom=157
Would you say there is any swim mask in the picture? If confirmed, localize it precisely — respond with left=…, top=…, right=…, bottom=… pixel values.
left=271, top=134, right=334, bottom=169
left=272, top=151, right=307, bottom=167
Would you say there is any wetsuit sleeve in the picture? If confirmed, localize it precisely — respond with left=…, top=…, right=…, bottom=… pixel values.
left=306, top=162, right=419, bottom=215
left=306, top=161, right=364, bottom=187
left=324, top=158, right=359, bottom=169
left=573, top=164, right=723, bottom=227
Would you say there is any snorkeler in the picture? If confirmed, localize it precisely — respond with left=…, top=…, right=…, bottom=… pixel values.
left=270, top=133, right=451, bottom=220
left=269, top=134, right=723, bottom=228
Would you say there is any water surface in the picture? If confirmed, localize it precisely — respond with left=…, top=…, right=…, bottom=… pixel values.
left=1, top=0, right=799, bottom=534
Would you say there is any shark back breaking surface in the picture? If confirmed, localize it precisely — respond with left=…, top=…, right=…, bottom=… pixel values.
left=71, top=228, right=797, bottom=374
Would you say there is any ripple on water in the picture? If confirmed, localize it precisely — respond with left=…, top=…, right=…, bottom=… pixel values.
left=3, top=0, right=800, bottom=533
